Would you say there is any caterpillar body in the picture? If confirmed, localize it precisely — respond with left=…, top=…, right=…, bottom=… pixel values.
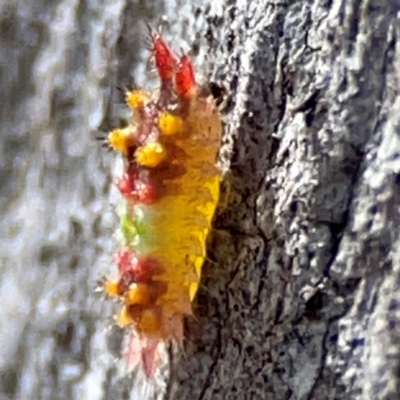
left=103, top=29, right=222, bottom=377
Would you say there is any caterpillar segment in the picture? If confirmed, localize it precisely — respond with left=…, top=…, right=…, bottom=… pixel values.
left=104, top=31, right=222, bottom=378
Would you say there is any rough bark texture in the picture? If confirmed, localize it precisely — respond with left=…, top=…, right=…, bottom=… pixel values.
left=1, top=0, right=400, bottom=400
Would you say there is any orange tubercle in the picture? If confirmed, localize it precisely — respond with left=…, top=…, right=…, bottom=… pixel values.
left=116, top=305, right=136, bottom=327
left=126, top=283, right=151, bottom=305
left=104, top=279, right=120, bottom=296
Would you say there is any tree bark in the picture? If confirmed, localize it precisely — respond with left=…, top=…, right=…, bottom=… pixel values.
left=1, top=0, right=400, bottom=400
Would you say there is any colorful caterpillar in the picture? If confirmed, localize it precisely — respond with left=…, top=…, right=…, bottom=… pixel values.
left=102, top=29, right=222, bottom=378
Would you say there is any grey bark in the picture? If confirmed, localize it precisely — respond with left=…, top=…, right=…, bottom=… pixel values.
left=1, top=0, right=400, bottom=400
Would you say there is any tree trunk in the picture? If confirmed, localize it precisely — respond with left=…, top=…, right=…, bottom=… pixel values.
left=1, top=0, right=400, bottom=400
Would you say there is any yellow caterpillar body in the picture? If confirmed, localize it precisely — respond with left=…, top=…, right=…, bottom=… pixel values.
left=103, top=30, right=222, bottom=377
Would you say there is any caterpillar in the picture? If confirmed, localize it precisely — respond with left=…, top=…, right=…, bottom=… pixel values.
left=102, top=28, right=222, bottom=378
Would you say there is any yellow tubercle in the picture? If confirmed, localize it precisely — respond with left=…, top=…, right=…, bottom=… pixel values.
left=126, top=89, right=148, bottom=111
left=135, top=142, right=166, bottom=167
left=126, top=283, right=150, bottom=305
left=158, top=112, right=184, bottom=136
left=108, top=127, right=134, bottom=155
